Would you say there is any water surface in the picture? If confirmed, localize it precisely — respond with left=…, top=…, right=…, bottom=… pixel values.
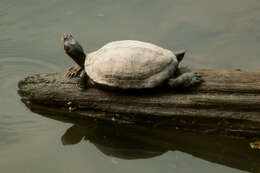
left=1, top=0, right=260, bottom=172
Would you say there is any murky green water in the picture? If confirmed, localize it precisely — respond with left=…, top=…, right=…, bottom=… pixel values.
left=1, top=0, right=260, bottom=172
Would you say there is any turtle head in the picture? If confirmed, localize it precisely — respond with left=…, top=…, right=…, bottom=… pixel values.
left=62, top=33, right=86, bottom=68
left=62, top=33, right=74, bottom=42
left=174, top=50, right=186, bottom=63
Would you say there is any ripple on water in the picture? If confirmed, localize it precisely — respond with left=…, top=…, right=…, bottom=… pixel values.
left=0, top=57, right=61, bottom=97
left=0, top=56, right=62, bottom=147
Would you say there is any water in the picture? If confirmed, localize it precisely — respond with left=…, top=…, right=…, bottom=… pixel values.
left=0, top=0, right=260, bottom=172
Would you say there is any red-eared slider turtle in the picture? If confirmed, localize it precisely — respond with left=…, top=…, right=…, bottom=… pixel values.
left=62, top=33, right=202, bottom=89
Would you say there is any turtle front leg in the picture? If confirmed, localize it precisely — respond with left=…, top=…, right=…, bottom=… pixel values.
left=167, top=72, right=203, bottom=88
left=78, top=70, right=89, bottom=90
left=65, top=66, right=83, bottom=78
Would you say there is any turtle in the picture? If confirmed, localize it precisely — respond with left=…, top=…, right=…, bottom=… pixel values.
left=62, top=33, right=202, bottom=89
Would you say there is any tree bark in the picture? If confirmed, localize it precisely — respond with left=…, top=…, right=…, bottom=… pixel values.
left=18, top=68, right=260, bottom=137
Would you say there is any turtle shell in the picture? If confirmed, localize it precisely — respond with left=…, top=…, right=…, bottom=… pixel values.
left=85, top=40, right=178, bottom=89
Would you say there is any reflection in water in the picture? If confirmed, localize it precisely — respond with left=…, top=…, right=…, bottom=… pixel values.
left=62, top=123, right=167, bottom=160
left=26, top=103, right=260, bottom=172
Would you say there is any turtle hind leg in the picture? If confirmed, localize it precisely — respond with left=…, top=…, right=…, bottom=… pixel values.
left=167, top=72, right=203, bottom=88
left=65, top=66, right=83, bottom=78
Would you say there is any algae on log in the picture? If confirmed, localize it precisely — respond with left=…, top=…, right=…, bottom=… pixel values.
left=18, top=68, right=260, bottom=136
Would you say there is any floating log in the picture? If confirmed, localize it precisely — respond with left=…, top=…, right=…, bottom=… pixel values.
left=18, top=68, right=260, bottom=137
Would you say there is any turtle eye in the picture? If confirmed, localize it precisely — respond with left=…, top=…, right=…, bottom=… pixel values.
left=62, top=33, right=68, bottom=40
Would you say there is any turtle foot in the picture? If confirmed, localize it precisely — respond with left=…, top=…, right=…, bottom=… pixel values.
left=65, top=66, right=83, bottom=78
left=189, top=72, right=203, bottom=86
left=168, top=72, right=203, bottom=88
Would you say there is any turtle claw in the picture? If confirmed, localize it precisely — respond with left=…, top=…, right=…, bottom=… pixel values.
left=65, top=66, right=83, bottom=78
left=190, top=72, right=203, bottom=85
left=193, top=72, right=201, bottom=77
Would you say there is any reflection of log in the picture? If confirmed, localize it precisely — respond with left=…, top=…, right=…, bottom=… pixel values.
left=18, top=68, right=260, bottom=136
left=23, top=103, right=260, bottom=173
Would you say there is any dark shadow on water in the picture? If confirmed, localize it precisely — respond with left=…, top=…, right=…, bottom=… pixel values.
left=25, top=103, right=260, bottom=172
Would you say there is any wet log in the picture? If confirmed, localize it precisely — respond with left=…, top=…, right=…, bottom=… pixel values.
left=18, top=68, right=260, bottom=137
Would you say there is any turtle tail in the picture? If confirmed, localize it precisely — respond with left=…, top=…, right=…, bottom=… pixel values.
left=174, top=50, right=186, bottom=62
